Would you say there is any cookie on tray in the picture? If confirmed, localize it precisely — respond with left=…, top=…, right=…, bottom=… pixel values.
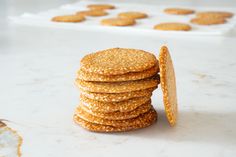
left=87, top=4, right=115, bottom=10
left=154, top=22, right=191, bottom=31
left=118, top=11, right=148, bottom=19
left=51, top=15, right=85, bottom=23
left=164, top=8, right=195, bottom=15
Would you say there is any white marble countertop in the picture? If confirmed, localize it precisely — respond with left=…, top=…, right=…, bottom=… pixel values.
left=0, top=0, right=236, bottom=156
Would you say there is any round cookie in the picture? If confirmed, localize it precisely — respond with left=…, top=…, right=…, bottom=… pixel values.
left=51, top=15, right=85, bottom=23
left=118, top=12, right=148, bottom=19
left=73, top=113, right=157, bottom=132
left=154, top=22, right=191, bottom=31
left=77, top=64, right=159, bottom=82
left=76, top=75, right=159, bottom=93
left=101, top=18, right=136, bottom=26
left=164, top=8, right=195, bottom=15
left=76, top=10, right=108, bottom=17
left=87, top=4, right=115, bottom=10
left=196, top=11, right=234, bottom=19
left=80, top=94, right=151, bottom=113
left=159, top=46, right=178, bottom=126
left=80, top=48, right=158, bottom=75
left=75, top=106, right=157, bottom=127
left=80, top=100, right=152, bottom=120
left=80, top=87, right=155, bottom=102
left=190, top=17, right=226, bottom=25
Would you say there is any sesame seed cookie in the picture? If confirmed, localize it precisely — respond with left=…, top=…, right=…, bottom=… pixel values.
left=75, top=106, right=157, bottom=127
left=76, top=10, right=108, bottom=17
left=77, top=64, right=159, bottom=82
left=190, top=17, right=226, bottom=25
left=101, top=18, right=136, bottom=26
left=80, top=94, right=151, bottom=113
left=51, top=15, right=85, bottom=23
left=196, top=11, right=234, bottom=19
left=154, top=22, right=191, bottom=31
left=164, top=8, right=195, bottom=15
left=80, top=87, right=155, bottom=102
left=87, top=4, right=115, bottom=10
left=159, top=46, right=178, bottom=126
left=118, top=11, right=148, bottom=19
left=80, top=100, right=151, bottom=120
left=73, top=111, right=157, bottom=132
left=76, top=75, right=159, bottom=93
left=80, top=48, right=158, bottom=75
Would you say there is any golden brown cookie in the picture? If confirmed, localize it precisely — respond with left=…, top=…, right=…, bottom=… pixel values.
left=73, top=112, right=157, bottom=132
left=77, top=64, right=159, bottom=82
left=75, top=106, right=157, bottom=127
left=159, top=46, right=178, bottom=126
left=80, top=94, right=151, bottom=113
left=118, top=12, right=148, bottom=19
left=76, top=10, right=108, bottom=17
left=80, top=87, right=155, bottom=102
left=76, top=75, right=159, bottom=93
left=164, top=8, right=195, bottom=15
left=87, top=4, right=115, bottom=10
left=51, top=15, right=85, bottom=23
left=196, top=11, right=234, bottom=19
left=80, top=48, right=158, bottom=75
left=101, top=18, right=136, bottom=26
left=80, top=100, right=151, bottom=120
left=190, top=17, right=226, bottom=25
left=154, top=22, right=191, bottom=31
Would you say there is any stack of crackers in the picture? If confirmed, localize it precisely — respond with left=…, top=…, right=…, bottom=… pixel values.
left=73, top=46, right=178, bottom=132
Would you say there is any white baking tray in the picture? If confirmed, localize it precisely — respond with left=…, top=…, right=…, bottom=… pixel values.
left=9, top=0, right=236, bottom=36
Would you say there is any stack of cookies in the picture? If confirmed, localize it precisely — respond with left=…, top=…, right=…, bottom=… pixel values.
left=73, top=48, right=160, bottom=132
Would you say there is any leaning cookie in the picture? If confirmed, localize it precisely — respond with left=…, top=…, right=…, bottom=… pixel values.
left=154, top=22, right=191, bottom=31
left=164, top=8, right=195, bottom=15
left=51, top=15, right=85, bottom=23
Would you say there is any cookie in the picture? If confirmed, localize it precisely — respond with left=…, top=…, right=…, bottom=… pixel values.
left=87, top=4, right=115, bottom=10
left=80, top=48, right=158, bottom=75
left=190, top=17, right=226, bottom=25
left=118, top=11, right=148, bottom=19
left=101, top=18, right=136, bottom=26
left=75, top=106, right=157, bottom=127
left=77, top=64, right=159, bottom=82
left=73, top=113, right=157, bottom=132
left=76, top=75, right=159, bottom=93
left=159, top=46, right=178, bottom=126
left=51, top=15, right=85, bottom=23
left=80, top=100, right=151, bottom=120
left=164, top=8, right=195, bottom=15
left=80, top=94, right=151, bottom=113
left=80, top=87, right=155, bottom=102
left=196, top=11, right=234, bottom=19
left=76, top=10, right=108, bottom=17
left=154, top=22, right=191, bottom=31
